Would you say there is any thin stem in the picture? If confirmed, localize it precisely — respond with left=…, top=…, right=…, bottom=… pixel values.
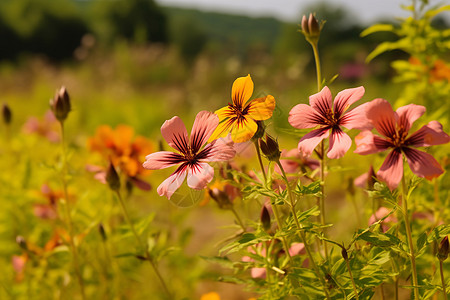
left=277, top=160, right=330, bottom=299
left=58, top=122, right=86, bottom=300
left=114, top=190, right=172, bottom=299
left=319, top=141, right=329, bottom=261
left=401, top=175, right=419, bottom=300
left=253, top=142, right=292, bottom=263
left=440, top=261, right=448, bottom=300
left=311, top=43, right=322, bottom=92
left=345, top=258, right=358, bottom=299
left=230, top=207, right=246, bottom=232
left=395, top=279, right=399, bottom=300
left=254, top=141, right=267, bottom=183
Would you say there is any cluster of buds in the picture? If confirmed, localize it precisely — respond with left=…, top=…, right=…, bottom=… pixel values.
left=49, top=86, right=71, bottom=123
left=300, top=13, right=323, bottom=44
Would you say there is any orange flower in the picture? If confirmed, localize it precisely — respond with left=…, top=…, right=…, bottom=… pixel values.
left=210, top=75, right=275, bottom=143
left=88, top=125, right=153, bottom=178
left=200, top=292, right=220, bottom=300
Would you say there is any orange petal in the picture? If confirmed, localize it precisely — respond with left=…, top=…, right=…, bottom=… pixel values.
left=230, top=118, right=257, bottom=143
left=246, top=95, right=275, bottom=121
left=208, top=117, right=235, bottom=142
left=231, top=75, right=253, bottom=107
left=215, top=106, right=235, bottom=121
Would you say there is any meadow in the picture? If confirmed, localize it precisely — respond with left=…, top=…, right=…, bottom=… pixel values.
left=0, top=1, right=449, bottom=299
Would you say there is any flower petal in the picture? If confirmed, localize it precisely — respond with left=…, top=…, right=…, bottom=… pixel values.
left=187, top=163, right=214, bottom=190
left=406, top=121, right=450, bottom=147
left=333, top=86, right=365, bottom=118
left=396, top=104, right=426, bottom=133
left=309, top=86, right=332, bottom=117
left=340, top=102, right=372, bottom=130
left=201, top=136, right=236, bottom=162
left=157, top=169, right=187, bottom=199
left=215, top=106, right=235, bottom=121
left=143, top=151, right=183, bottom=170
left=403, top=147, right=444, bottom=180
left=298, top=128, right=330, bottom=157
left=377, top=149, right=403, bottom=190
left=230, top=117, right=258, bottom=143
left=366, top=98, right=397, bottom=138
left=161, top=116, right=189, bottom=153
left=354, top=131, right=392, bottom=155
left=190, top=111, right=219, bottom=152
left=327, top=128, right=352, bottom=159
left=288, top=104, right=323, bottom=129
left=232, top=74, right=254, bottom=107
left=246, top=95, right=275, bottom=121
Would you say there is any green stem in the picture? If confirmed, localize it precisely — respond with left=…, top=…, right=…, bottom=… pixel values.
left=277, top=160, right=330, bottom=299
left=254, top=141, right=267, bottom=183
left=440, top=260, right=448, bottom=300
left=345, top=258, right=358, bottom=299
left=401, top=175, right=419, bottom=300
left=311, top=42, right=322, bottom=92
left=114, top=190, right=172, bottom=299
left=230, top=207, right=246, bottom=232
left=253, top=143, right=292, bottom=262
left=59, top=122, right=86, bottom=300
left=319, top=142, right=329, bottom=261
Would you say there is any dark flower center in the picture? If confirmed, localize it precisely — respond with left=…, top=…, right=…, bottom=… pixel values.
left=390, top=126, right=409, bottom=148
left=323, top=109, right=339, bottom=127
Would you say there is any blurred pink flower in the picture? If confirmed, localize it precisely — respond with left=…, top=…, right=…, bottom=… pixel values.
left=354, top=99, right=450, bottom=190
left=22, top=110, right=60, bottom=142
left=368, top=207, right=397, bottom=232
left=276, top=148, right=319, bottom=174
left=143, top=111, right=235, bottom=199
left=288, top=86, right=370, bottom=159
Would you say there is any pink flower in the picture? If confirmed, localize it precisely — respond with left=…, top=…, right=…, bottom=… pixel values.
left=288, top=86, right=370, bottom=159
left=368, top=207, right=397, bottom=232
left=143, top=111, right=235, bottom=199
left=354, top=99, right=450, bottom=190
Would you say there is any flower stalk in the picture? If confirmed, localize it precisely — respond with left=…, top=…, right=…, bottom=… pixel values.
left=401, top=175, right=419, bottom=300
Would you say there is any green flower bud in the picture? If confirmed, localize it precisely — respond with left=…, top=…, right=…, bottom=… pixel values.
left=259, top=134, right=281, bottom=162
left=2, top=103, right=12, bottom=125
left=106, top=162, right=121, bottom=191
left=260, top=205, right=271, bottom=232
left=50, top=86, right=71, bottom=123
left=437, top=236, right=449, bottom=261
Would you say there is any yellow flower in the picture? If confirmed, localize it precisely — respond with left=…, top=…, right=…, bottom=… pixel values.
left=200, top=292, right=220, bottom=300
left=211, top=74, right=275, bottom=143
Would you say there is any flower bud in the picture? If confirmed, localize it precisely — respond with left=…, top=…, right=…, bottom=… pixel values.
left=300, top=13, right=323, bottom=44
left=437, top=236, right=449, bottom=261
left=2, top=103, right=12, bottom=125
left=50, top=86, right=71, bottom=123
left=209, top=187, right=233, bottom=210
left=341, top=247, right=348, bottom=261
left=106, top=161, right=121, bottom=191
left=260, top=205, right=271, bottom=232
left=252, top=121, right=266, bottom=141
left=16, top=236, right=28, bottom=251
left=259, top=134, right=281, bottom=162
left=98, top=223, right=107, bottom=242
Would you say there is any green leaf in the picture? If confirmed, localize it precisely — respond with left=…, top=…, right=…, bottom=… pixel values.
left=219, top=231, right=272, bottom=254
left=360, top=24, right=395, bottom=37
left=357, top=230, right=402, bottom=248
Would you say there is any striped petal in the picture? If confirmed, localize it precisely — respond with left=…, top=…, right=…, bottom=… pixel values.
left=396, top=104, right=426, bottom=133
left=161, top=116, right=188, bottom=153
left=309, top=86, right=332, bottom=117
left=333, top=86, right=365, bottom=118
left=327, top=128, right=352, bottom=159
left=365, top=98, right=397, bottom=138
left=230, top=117, right=258, bottom=143
left=377, top=149, right=403, bottom=190
left=288, top=103, right=323, bottom=129
left=403, top=147, right=444, bottom=180
left=187, top=163, right=214, bottom=190
left=157, top=169, right=187, bottom=199
left=190, top=111, right=219, bottom=152
left=406, top=121, right=450, bottom=147
left=232, top=75, right=254, bottom=107
left=354, top=131, right=392, bottom=155
left=143, top=151, right=183, bottom=170
left=298, top=128, right=330, bottom=157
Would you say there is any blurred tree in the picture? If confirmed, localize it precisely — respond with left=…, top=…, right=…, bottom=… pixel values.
left=90, top=0, right=168, bottom=45
left=169, top=16, right=207, bottom=63
left=0, top=0, right=89, bottom=61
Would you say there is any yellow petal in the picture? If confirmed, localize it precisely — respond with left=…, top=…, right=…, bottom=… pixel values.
left=230, top=118, right=257, bottom=143
left=208, top=118, right=234, bottom=142
left=232, top=74, right=253, bottom=107
left=215, top=106, right=235, bottom=121
left=246, top=95, right=276, bottom=121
